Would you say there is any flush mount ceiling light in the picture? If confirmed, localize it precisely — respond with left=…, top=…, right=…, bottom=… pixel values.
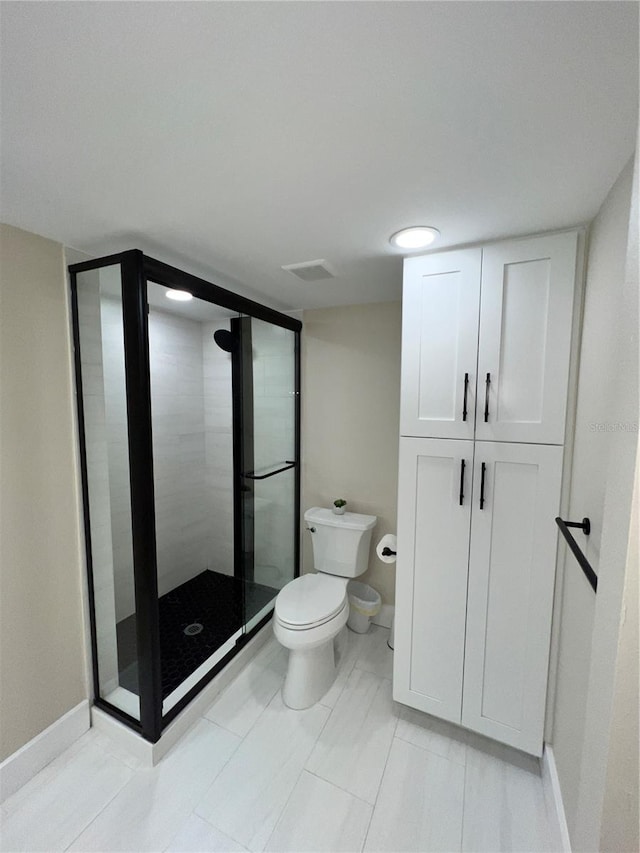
left=166, top=289, right=193, bottom=302
left=389, top=226, right=440, bottom=251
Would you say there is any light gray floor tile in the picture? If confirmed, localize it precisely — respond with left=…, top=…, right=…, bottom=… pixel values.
left=251, top=635, right=288, bottom=677
left=165, top=814, right=248, bottom=852
left=319, top=627, right=366, bottom=709
left=0, top=732, right=133, bottom=852
left=396, top=705, right=467, bottom=766
left=204, top=659, right=283, bottom=737
left=195, top=692, right=330, bottom=852
left=1, top=629, right=562, bottom=853
left=69, top=719, right=240, bottom=852
left=265, top=771, right=372, bottom=853
left=364, top=737, right=464, bottom=852
left=306, top=667, right=398, bottom=804
left=462, top=737, right=556, bottom=852
left=353, top=625, right=393, bottom=680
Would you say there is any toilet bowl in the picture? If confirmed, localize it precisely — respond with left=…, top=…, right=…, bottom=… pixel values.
left=274, top=507, right=377, bottom=709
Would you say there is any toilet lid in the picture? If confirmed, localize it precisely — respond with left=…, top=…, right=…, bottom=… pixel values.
left=275, top=574, right=347, bottom=628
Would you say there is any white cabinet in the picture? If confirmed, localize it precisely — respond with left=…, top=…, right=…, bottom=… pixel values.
left=394, top=229, right=578, bottom=757
left=394, top=438, right=563, bottom=755
left=400, top=232, right=577, bottom=445
left=394, top=438, right=473, bottom=724
left=462, top=442, right=563, bottom=755
left=400, top=249, right=481, bottom=440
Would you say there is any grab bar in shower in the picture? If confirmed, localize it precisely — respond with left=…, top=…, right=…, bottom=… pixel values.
left=243, top=461, right=297, bottom=480
left=555, top=516, right=597, bottom=593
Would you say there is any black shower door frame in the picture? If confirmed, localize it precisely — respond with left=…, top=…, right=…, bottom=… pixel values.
left=69, top=249, right=301, bottom=743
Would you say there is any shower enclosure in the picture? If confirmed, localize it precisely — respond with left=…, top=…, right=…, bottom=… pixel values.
left=69, top=250, right=300, bottom=742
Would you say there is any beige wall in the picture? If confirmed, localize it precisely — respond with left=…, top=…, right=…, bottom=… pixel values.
left=551, top=149, right=639, bottom=848
left=0, top=224, right=88, bottom=760
left=301, top=302, right=401, bottom=605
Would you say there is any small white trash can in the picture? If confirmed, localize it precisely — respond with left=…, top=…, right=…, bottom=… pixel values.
left=347, top=581, right=381, bottom=634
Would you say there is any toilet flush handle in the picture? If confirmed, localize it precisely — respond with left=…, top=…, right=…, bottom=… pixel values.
left=307, top=526, right=316, bottom=533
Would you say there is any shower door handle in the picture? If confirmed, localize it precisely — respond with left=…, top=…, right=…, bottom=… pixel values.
left=243, top=461, right=296, bottom=480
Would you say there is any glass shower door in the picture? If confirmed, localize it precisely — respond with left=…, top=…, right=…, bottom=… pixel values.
left=238, top=318, right=298, bottom=632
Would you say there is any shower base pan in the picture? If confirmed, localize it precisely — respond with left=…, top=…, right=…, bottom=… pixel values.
left=116, top=570, right=278, bottom=699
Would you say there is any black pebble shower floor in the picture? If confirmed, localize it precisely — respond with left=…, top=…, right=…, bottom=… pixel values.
left=116, top=570, right=278, bottom=699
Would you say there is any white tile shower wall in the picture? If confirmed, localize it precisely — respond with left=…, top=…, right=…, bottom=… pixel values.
left=149, top=309, right=212, bottom=596
left=202, top=321, right=234, bottom=577
left=89, top=302, right=237, bottom=625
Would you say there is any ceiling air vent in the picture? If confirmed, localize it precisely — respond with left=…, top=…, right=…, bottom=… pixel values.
left=281, top=259, right=335, bottom=282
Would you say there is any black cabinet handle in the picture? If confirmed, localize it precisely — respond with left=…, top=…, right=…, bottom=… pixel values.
left=484, top=373, right=491, bottom=422
left=462, top=373, right=469, bottom=422
left=479, top=462, right=486, bottom=509
left=459, top=459, right=466, bottom=506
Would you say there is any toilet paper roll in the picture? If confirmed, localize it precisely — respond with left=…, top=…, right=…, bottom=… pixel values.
left=376, top=534, right=397, bottom=564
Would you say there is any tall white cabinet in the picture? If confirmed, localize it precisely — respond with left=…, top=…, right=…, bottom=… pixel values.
left=394, top=231, right=578, bottom=756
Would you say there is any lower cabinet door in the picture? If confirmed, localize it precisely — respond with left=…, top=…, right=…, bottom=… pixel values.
left=394, top=437, right=473, bottom=724
left=462, top=441, right=563, bottom=755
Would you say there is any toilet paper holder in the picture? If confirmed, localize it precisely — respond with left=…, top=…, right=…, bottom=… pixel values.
left=381, top=546, right=396, bottom=557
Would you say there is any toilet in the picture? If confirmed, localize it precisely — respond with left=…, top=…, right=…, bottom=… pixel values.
left=274, top=506, right=377, bottom=709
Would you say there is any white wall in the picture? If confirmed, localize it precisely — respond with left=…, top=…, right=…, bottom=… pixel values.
left=551, top=150, right=639, bottom=849
left=599, top=452, right=639, bottom=853
left=572, top=142, right=639, bottom=851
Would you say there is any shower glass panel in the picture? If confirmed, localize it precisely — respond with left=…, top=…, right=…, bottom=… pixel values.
left=241, top=319, right=297, bottom=632
left=73, top=263, right=140, bottom=720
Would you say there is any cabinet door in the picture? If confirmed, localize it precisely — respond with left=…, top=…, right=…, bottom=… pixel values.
left=394, top=438, right=473, bottom=724
left=401, top=249, right=481, bottom=439
left=476, top=232, right=577, bottom=445
left=462, top=442, right=563, bottom=755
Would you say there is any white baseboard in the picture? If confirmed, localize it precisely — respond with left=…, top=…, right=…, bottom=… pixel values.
left=0, top=700, right=90, bottom=803
left=542, top=744, right=572, bottom=852
left=372, top=604, right=395, bottom=630
left=92, top=621, right=273, bottom=767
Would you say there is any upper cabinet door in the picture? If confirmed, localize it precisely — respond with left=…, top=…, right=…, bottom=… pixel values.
left=401, top=248, right=481, bottom=439
left=476, top=232, right=577, bottom=445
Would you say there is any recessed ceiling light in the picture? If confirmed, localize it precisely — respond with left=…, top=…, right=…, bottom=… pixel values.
left=389, top=226, right=440, bottom=250
left=166, top=289, right=193, bottom=302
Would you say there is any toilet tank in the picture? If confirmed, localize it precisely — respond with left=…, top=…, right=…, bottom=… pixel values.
left=304, top=507, right=377, bottom=578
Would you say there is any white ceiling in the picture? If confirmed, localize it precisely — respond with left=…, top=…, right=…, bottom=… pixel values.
left=1, top=1, right=637, bottom=311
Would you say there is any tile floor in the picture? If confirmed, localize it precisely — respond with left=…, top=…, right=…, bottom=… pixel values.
left=0, top=625, right=562, bottom=852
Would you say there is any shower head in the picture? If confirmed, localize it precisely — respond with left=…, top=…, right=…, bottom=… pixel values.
left=213, top=329, right=236, bottom=353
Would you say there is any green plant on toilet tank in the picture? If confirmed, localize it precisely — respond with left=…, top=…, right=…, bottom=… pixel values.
left=333, top=498, right=347, bottom=515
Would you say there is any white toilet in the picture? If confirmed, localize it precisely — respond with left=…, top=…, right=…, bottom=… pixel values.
left=274, top=506, right=377, bottom=709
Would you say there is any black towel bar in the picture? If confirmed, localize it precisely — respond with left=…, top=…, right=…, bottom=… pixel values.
left=555, top=517, right=597, bottom=593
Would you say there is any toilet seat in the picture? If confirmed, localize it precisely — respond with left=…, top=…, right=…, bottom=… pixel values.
left=275, top=573, right=347, bottom=630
